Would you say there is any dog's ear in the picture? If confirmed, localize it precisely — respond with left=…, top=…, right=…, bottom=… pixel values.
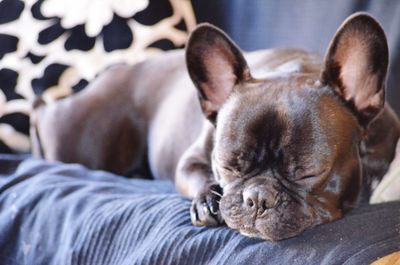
left=321, top=13, right=388, bottom=127
left=186, top=23, right=251, bottom=123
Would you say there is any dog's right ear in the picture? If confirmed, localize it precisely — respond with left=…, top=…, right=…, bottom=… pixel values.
left=321, top=13, right=389, bottom=127
left=186, top=23, right=251, bottom=123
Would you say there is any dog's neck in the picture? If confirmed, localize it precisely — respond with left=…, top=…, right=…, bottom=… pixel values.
left=360, top=105, right=400, bottom=200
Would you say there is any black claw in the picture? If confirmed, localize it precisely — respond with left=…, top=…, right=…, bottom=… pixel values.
left=190, top=184, right=224, bottom=227
left=210, top=184, right=223, bottom=196
left=206, top=194, right=219, bottom=215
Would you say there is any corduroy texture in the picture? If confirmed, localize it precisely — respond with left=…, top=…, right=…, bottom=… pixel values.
left=0, top=157, right=399, bottom=265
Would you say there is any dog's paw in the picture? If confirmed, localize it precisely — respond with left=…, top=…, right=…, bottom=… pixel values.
left=190, top=184, right=224, bottom=227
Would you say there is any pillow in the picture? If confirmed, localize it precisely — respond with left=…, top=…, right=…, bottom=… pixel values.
left=0, top=0, right=196, bottom=153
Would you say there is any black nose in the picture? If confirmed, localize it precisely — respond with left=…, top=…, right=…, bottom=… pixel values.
left=243, top=186, right=276, bottom=211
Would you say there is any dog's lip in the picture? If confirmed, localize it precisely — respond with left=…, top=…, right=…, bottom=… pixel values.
left=223, top=207, right=311, bottom=241
left=221, top=192, right=316, bottom=240
left=237, top=219, right=303, bottom=241
left=238, top=228, right=265, bottom=239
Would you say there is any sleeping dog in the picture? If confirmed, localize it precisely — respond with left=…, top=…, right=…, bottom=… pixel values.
left=30, top=13, right=400, bottom=241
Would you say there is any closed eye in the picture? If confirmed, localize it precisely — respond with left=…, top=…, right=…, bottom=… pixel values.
left=294, top=168, right=328, bottom=183
left=219, top=165, right=242, bottom=179
left=297, top=174, right=316, bottom=180
left=221, top=165, right=236, bottom=174
left=294, top=174, right=319, bottom=187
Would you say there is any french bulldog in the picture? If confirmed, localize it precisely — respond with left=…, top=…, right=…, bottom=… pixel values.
left=30, top=13, right=400, bottom=241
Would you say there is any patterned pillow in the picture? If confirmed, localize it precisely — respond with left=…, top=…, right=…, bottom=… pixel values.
left=0, top=0, right=196, bottom=153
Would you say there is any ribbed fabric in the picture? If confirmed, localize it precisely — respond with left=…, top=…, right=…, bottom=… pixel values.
left=0, top=157, right=399, bottom=265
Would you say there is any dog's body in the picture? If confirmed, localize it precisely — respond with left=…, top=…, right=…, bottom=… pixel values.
left=31, top=49, right=323, bottom=184
left=31, top=13, right=400, bottom=240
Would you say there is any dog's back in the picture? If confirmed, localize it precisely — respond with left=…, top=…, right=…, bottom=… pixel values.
left=30, top=48, right=323, bottom=178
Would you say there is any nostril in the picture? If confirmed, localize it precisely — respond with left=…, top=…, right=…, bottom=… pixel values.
left=260, top=198, right=275, bottom=211
left=243, top=189, right=258, bottom=209
left=246, top=198, right=255, bottom=208
left=243, top=186, right=278, bottom=212
left=260, top=199, right=268, bottom=211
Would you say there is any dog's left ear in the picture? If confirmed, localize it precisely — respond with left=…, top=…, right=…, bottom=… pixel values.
left=186, top=23, right=251, bottom=123
left=321, top=13, right=388, bottom=126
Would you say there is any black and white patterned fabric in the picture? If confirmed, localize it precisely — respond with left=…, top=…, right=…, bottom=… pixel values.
left=0, top=0, right=195, bottom=153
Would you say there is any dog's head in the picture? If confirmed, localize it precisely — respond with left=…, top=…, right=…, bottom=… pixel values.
left=186, top=13, right=389, bottom=240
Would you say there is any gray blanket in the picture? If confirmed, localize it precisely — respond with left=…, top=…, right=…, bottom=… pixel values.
left=0, top=157, right=399, bottom=265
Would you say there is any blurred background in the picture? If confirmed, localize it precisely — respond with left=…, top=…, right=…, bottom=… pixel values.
left=0, top=0, right=399, bottom=154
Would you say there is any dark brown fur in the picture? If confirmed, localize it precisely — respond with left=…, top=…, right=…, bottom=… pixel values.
left=31, top=13, right=400, bottom=241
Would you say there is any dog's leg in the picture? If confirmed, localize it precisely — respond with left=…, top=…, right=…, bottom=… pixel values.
left=30, top=97, right=47, bottom=158
left=175, top=119, right=223, bottom=226
left=29, top=64, right=147, bottom=176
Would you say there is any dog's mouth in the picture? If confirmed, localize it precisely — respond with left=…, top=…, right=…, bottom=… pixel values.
left=219, top=188, right=316, bottom=241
